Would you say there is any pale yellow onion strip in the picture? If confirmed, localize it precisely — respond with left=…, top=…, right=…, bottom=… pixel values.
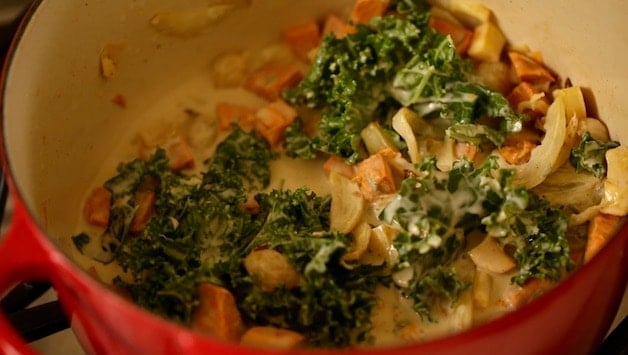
left=601, top=146, right=628, bottom=216
left=391, top=107, right=435, bottom=164
left=329, top=172, right=366, bottom=234
left=498, top=96, right=567, bottom=189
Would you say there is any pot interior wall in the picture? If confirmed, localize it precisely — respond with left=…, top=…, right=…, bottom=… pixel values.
left=2, top=0, right=628, bottom=258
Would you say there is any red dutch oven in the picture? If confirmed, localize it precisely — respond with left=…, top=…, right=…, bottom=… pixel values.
left=0, top=0, right=626, bottom=354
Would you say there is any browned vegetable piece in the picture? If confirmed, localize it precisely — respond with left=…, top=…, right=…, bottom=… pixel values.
left=216, top=102, right=256, bottom=131
left=254, top=99, right=297, bottom=147
left=428, top=17, right=473, bottom=55
left=192, top=283, right=245, bottom=342
left=129, top=190, right=156, bottom=234
left=323, top=13, right=356, bottom=39
left=166, top=136, right=195, bottom=171
left=281, top=20, right=321, bottom=62
left=508, top=51, right=556, bottom=84
left=350, top=0, right=390, bottom=24
left=455, top=142, right=478, bottom=161
left=507, top=81, right=549, bottom=116
left=499, top=139, right=537, bottom=165
left=83, top=186, right=112, bottom=227
left=243, top=248, right=302, bottom=291
left=240, top=326, right=305, bottom=349
left=244, top=63, right=303, bottom=101
left=585, top=213, right=625, bottom=262
left=353, top=151, right=396, bottom=201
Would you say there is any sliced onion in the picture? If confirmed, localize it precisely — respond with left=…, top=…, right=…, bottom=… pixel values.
left=329, top=172, right=365, bottom=234
left=150, top=3, right=240, bottom=37
left=499, top=96, right=567, bottom=188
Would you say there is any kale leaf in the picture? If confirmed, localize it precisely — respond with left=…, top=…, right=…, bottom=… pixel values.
left=285, top=10, right=524, bottom=162
left=570, top=131, right=619, bottom=178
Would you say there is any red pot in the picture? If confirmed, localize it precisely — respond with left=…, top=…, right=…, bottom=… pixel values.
left=1, top=0, right=626, bottom=354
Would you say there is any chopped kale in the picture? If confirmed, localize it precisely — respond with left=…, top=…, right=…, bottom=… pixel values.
left=285, top=10, right=524, bottom=162
left=570, top=131, right=619, bottom=178
left=71, top=232, right=90, bottom=253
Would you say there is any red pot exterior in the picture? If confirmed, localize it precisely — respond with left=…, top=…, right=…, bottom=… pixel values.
left=0, top=192, right=626, bottom=355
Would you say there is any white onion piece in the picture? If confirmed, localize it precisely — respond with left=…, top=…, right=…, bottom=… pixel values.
left=499, top=96, right=567, bottom=188
left=601, top=146, right=628, bottom=216
left=532, top=163, right=603, bottom=213
left=392, top=107, right=434, bottom=164
left=468, top=236, right=516, bottom=274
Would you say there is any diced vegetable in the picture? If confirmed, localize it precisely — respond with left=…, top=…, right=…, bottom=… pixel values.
left=467, top=21, right=505, bottom=62
left=83, top=187, right=112, bottom=227
left=281, top=20, right=321, bottom=62
left=329, top=172, right=366, bottom=233
left=584, top=213, right=625, bottom=262
left=354, top=152, right=396, bottom=201
left=428, top=17, right=473, bottom=54
left=360, top=122, right=398, bottom=155
left=240, top=326, right=305, bottom=349
left=191, top=283, right=245, bottom=341
left=323, top=13, right=356, bottom=39
left=448, top=0, right=491, bottom=27
left=244, top=249, right=303, bottom=291
left=601, top=146, right=628, bottom=215
left=505, top=278, right=553, bottom=308
left=508, top=51, right=555, bottom=84
left=350, top=0, right=390, bottom=24
left=216, top=102, right=256, bottom=131
left=210, top=50, right=250, bottom=88
left=254, top=100, right=298, bottom=147
left=165, top=136, right=195, bottom=171
left=468, top=236, right=516, bottom=273
left=472, top=269, right=492, bottom=309
left=244, top=63, right=303, bottom=101
left=129, top=190, right=156, bottom=234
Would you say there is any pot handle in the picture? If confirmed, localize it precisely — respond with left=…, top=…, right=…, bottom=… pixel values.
left=0, top=198, right=58, bottom=355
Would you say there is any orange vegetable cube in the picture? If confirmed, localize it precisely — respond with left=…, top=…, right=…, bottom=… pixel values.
left=240, top=326, right=305, bottom=349
left=585, top=213, right=625, bottom=263
left=354, top=152, right=396, bottom=201
left=192, top=283, right=245, bottom=342
left=83, top=186, right=112, bottom=227
left=216, top=102, right=256, bottom=131
left=499, top=139, right=537, bottom=165
left=428, top=17, right=473, bottom=55
left=254, top=100, right=297, bottom=147
left=350, top=0, right=390, bottom=25
left=129, top=189, right=156, bottom=234
left=281, top=20, right=321, bottom=62
left=166, top=136, right=195, bottom=171
left=323, top=14, right=356, bottom=39
left=244, top=63, right=303, bottom=101
left=508, top=51, right=556, bottom=84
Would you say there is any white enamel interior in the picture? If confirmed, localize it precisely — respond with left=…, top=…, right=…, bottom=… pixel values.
left=2, top=0, right=627, bottom=251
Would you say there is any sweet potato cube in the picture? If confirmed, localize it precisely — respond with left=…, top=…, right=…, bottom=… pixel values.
left=244, top=63, right=303, bottom=101
left=281, top=20, right=321, bottom=62
left=350, top=0, right=390, bottom=24
left=428, top=17, right=473, bottom=55
left=354, top=152, right=396, bottom=201
left=240, top=326, right=305, bottom=349
left=83, top=186, right=112, bottom=227
left=129, top=190, right=156, bottom=234
left=254, top=100, right=297, bottom=147
left=499, top=139, right=537, bottom=165
left=323, top=14, right=356, bottom=39
left=585, top=213, right=624, bottom=262
left=506, top=278, right=554, bottom=308
left=508, top=51, right=556, bottom=84
left=166, top=136, right=195, bottom=171
left=192, top=283, right=245, bottom=342
left=216, top=102, right=256, bottom=131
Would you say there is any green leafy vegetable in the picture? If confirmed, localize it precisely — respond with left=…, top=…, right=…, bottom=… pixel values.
left=570, top=131, right=619, bottom=178
left=285, top=10, right=524, bottom=162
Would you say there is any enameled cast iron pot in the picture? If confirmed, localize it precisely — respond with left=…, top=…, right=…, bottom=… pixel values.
left=0, top=1, right=626, bottom=354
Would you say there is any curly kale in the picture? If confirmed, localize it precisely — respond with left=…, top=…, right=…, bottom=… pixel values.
left=285, top=10, right=524, bottom=162
left=570, top=131, right=619, bottom=178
